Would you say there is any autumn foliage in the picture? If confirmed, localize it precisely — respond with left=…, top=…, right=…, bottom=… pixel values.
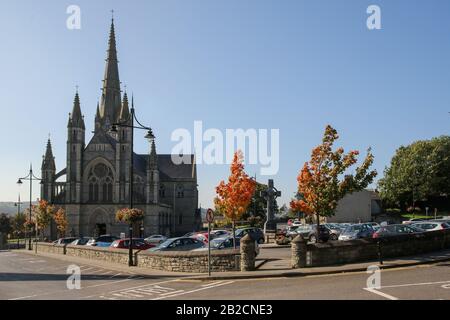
left=33, top=200, right=55, bottom=231
left=290, top=125, right=377, bottom=225
left=53, top=208, right=68, bottom=238
left=115, top=208, right=145, bottom=224
left=215, top=151, right=257, bottom=223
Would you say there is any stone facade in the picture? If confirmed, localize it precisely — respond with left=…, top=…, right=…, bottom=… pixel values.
left=40, top=18, right=199, bottom=238
left=292, top=229, right=450, bottom=268
left=35, top=243, right=240, bottom=273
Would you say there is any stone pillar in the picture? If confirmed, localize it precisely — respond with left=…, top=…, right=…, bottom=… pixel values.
left=240, top=234, right=256, bottom=271
left=291, top=235, right=307, bottom=268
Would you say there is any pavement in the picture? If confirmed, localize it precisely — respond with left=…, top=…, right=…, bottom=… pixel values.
left=1, top=249, right=449, bottom=300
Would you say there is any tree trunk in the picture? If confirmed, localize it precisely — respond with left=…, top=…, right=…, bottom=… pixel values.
left=232, top=220, right=236, bottom=249
left=316, top=212, right=321, bottom=242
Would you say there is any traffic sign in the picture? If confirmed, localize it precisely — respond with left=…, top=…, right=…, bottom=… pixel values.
left=206, top=208, right=214, bottom=223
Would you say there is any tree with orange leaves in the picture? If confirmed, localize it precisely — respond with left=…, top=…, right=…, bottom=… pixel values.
left=290, top=125, right=377, bottom=235
left=215, top=150, right=256, bottom=248
left=33, top=200, right=55, bottom=239
left=53, top=207, right=68, bottom=238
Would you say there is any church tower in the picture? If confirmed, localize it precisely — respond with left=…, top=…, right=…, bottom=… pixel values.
left=147, top=138, right=159, bottom=204
left=98, top=18, right=122, bottom=131
left=41, top=139, right=56, bottom=202
left=66, top=90, right=85, bottom=203
left=115, top=91, right=132, bottom=202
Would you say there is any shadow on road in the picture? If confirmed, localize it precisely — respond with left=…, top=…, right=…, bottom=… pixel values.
left=0, top=272, right=182, bottom=282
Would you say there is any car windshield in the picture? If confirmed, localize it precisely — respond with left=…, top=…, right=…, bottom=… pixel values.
left=210, top=239, right=226, bottom=248
left=158, top=239, right=174, bottom=248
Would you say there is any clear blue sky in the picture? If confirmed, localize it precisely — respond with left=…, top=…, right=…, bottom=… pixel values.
left=0, top=0, right=449, bottom=208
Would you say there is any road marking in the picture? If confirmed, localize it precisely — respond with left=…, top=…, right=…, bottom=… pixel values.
left=363, top=288, right=398, bottom=300
left=80, top=279, right=179, bottom=299
left=152, top=281, right=235, bottom=300
left=379, top=280, right=450, bottom=289
left=9, top=275, right=138, bottom=300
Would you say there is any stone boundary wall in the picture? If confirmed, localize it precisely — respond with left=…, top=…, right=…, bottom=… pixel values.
left=34, top=243, right=240, bottom=272
left=304, top=229, right=450, bottom=267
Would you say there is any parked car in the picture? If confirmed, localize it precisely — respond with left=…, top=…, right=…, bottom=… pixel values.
left=190, top=232, right=210, bottom=244
left=70, top=237, right=93, bottom=246
left=411, top=221, right=450, bottom=232
left=148, top=237, right=205, bottom=252
left=235, top=227, right=265, bottom=244
left=54, top=237, right=78, bottom=245
left=367, top=222, right=381, bottom=231
left=210, top=229, right=230, bottom=239
left=373, top=224, right=424, bottom=238
left=285, top=225, right=300, bottom=238
left=86, top=235, right=119, bottom=247
left=338, top=224, right=375, bottom=241
left=193, top=236, right=260, bottom=256
left=293, top=224, right=330, bottom=243
left=110, top=238, right=154, bottom=250
left=323, top=223, right=343, bottom=240
left=144, top=235, right=167, bottom=244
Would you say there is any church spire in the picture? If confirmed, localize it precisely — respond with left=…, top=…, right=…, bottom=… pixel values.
left=41, top=138, right=56, bottom=171
left=119, top=90, right=130, bottom=121
left=99, top=15, right=121, bottom=127
left=69, top=90, right=85, bottom=129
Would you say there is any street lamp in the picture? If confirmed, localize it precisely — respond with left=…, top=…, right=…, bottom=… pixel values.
left=17, top=164, right=42, bottom=251
left=14, top=194, right=22, bottom=247
left=111, top=96, right=154, bottom=267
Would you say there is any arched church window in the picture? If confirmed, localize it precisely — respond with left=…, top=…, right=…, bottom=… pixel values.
left=159, top=185, right=165, bottom=198
left=87, top=163, right=114, bottom=203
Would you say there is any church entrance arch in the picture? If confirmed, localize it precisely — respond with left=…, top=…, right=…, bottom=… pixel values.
left=89, top=208, right=111, bottom=237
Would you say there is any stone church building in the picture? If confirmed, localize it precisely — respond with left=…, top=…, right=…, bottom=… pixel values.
left=40, top=18, right=199, bottom=238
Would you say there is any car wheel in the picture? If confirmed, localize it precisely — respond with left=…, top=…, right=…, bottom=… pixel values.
left=309, top=235, right=317, bottom=243
left=330, top=234, right=338, bottom=241
left=257, top=238, right=264, bottom=244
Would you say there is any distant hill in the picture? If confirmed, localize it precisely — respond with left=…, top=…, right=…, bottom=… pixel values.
left=0, top=202, right=38, bottom=216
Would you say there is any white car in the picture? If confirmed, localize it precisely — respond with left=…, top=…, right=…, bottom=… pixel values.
left=292, top=220, right=302, bottom=227
left=411, top=221, right=450, bottom=232
left=144, top=235, right=167, bottom=244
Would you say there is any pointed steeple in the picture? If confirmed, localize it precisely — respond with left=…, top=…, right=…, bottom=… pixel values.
left=95, top=101, right=101, bottom=120
left=119, top=90, right=130, bottom=121
left=99, top=16, right=121, bottom=127
left=41, top=139, right=56, bottom=171
left=69, top=90, right=85, bottom=129
left=149, top=139, right=157, bottom=169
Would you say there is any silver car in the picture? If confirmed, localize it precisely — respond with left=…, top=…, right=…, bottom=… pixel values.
left=411, top=221, right=450, bottom=232
left=148, top=237, right=204, bottom=252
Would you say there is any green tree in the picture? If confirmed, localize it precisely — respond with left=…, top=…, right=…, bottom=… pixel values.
left=0, top=213, right=12, bottom=235
left=12, top=212, right=26, bottom=239
left=243, top=182, right=278, bottom=222
left=378, top=136, right=450, bottom=209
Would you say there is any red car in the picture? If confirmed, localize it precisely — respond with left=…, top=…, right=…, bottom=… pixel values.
left=110, top=238, right=155, bottom=250
left=190, top=232, right=209, bottom=244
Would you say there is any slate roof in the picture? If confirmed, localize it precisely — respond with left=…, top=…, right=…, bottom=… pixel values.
left=136, top=154, right=195, bottom=180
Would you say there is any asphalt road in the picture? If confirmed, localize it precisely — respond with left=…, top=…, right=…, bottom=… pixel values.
left=1, top=250, right=449, bottom=300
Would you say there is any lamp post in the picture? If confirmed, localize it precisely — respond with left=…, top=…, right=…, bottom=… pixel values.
left=14, top=194, right=22, bottom=247
left=17, top=164, right=42, bottom=251
left=111, top=97, right=154, bottom=267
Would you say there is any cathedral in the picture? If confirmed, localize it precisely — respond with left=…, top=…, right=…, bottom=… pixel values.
left=40, top=18, right=199, bottom=238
